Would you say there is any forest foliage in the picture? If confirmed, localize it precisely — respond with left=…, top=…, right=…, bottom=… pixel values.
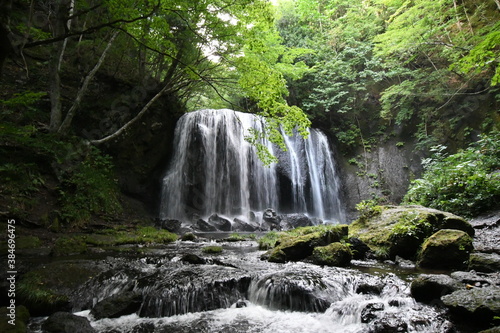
left=1, top=0, right=499, bottom=223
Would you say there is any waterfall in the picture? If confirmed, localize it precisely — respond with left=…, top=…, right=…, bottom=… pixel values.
left=160, top=109, right=344, bottom=223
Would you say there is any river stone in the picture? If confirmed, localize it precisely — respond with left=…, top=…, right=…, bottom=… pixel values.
left=361, top=302, right=385, bottom=323
left=417, top=229, right=473, bottom=270
left=263, top=208, right=281, bottom=230
left=347, top=237, right=370, bottom=260
left=156, top=219, right=182, bottom=233
left=90, top=291, right=142, bottom=319
left=209, top=214, right=232, bottom=231
left=193, top=219, right=217, bottom=232
left=369, top=313, right=408, bottom=333
left=410, top=274, right=463, bottom=303
left=42, top=311, right=96, bottom=333
left=232, top=218, right=258, bottom=232
left=280, top=213, right=315, bottom=230
left=469, top=252, right=500, bottom=273
left=181, top=253, right=206, bottom=265
left=311, top=242, right=352, bottom=267
left=441, top=286, right=500, bottom=322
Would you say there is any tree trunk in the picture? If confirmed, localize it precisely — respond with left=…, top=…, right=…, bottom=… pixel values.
left=48, top=0, right=71, bottom=132
left=58, top=30, right=119, bottom=134
left=90, top=83, right=171, bottom=145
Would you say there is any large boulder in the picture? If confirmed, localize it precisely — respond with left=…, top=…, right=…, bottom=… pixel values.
left=441, top=287, right=500, bottom=324
left=90, top=291, right=142, bottom=319
left=264, top=225, right=348, bottom=263
left=349, top=205, right=473, bottom=260
left=417, top=229, right=473, bottom=270
left=232, top=218, right=258, bottom=232
left=262, top=208, right=281, bottom=230
left=280, top=213, right=315, bottom=230
left=311, top=242, right=352, bottom=267
left=42, top=312, right=96, bottom=333
left=410, top=274, right=463, bottom=303
left=193, top=219, right=217, bottom=232
left=208, top=214, right=232, bottom=231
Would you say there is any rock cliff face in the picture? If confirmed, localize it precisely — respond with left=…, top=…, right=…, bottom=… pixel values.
left=336, top=139, right=424, bottom=219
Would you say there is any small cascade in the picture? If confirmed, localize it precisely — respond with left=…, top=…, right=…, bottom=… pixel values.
left=160, top=109, right=344, bottom=225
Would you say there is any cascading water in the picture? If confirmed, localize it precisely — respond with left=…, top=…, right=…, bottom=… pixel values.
left=160, top=109, right=344, bottom=224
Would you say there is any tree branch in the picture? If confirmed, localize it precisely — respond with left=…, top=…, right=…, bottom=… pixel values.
left=58, top=30, right=119, bottom=134
left=23, top=2, right=159, bottom=49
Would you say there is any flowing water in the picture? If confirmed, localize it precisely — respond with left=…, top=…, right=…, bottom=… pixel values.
left=27, top=240, right=453, bottom=333
left=159, top=109, right=344, bottom=224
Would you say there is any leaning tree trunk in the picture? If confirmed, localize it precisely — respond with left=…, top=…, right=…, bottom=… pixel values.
left=57, top=30, right=119, bottom=134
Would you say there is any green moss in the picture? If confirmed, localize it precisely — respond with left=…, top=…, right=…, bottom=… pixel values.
left=349, top=205, right=472, bottom=260
left=311, top=242, right=352, bottom=267
left=82, top=226, right=177, bottom=248
left=181, top=232, right=196, bottom=241
left=17, top=272, right=69, bottom=315
left=202, top=246, right=223, bottom=254
left=262, top=224, right=349, bottom=263
left=417, top=229, right=474, bottom=269
left=51, top=236, right=88, bottom=256
left=17, top=236, right=42, bottom=249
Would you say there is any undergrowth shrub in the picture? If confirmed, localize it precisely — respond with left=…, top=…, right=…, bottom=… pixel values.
left=404, top=131, right=500, bottom=217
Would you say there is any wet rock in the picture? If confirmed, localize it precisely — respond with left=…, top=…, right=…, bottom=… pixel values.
left=394, top=256, right=415, bottom=269
left=311, top=242, right=352, bottom=267
left=441, top=286, right=500, bottom=323
left=417, top=229, right=473, bottom=270
left=356, top=283, right=384, bottom=295
left=469, top=252, right=500, bottom=273
left=193, top=219, right=217, bottom=232
left=470, top=210, right=500, bottom=254
left=209, top=214, right=232, bottom=231
left=156, top=219, right=182, bottom=233
left=263, top=208, right=281, bottom=230
left=42, top=312, right=95, bottom=333
left=181, top=253, right=206, bottom=265
left=361, top=302, right=385, bottom=323
left=410, top=274, right=463, bottom=303
left=347, top=237, right=371, bottom=260
left=232, top=218, right=258, bottom=232
left=280, top=213, right=315, bottom=230
left=369, top=313, right=408, bottom=332
left=90, top=291, right=142, bottom=319
left=450, top=270, right=498, bottom=288
left=137, top=266, right=251, bottom=317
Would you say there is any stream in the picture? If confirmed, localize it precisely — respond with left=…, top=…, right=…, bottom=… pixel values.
left=27, top=237, right=454, bottom=333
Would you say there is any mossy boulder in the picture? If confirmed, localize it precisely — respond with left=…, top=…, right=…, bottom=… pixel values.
left=417, top=229, right=473, bottom=270
left=349, top=205, right=473, bottom=260
left=311, top=242, right=352, bottom=267
left=263, top=225, right=348, bottom=263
